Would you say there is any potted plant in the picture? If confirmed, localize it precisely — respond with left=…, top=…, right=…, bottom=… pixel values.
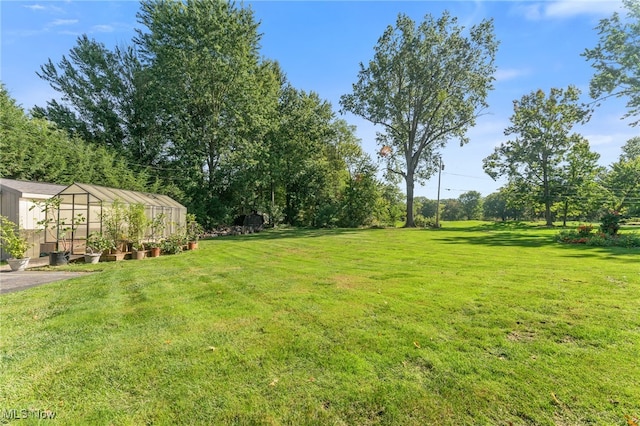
left=127, top=203, right=149, bottom=260
left=147, top=240, right=162, bottom=258
left=186, top=213, right=204, bottom=250
left=85, top=232, right=114, bottom=264
left=147, top=213, right=166, bottom=258
left=101, top=200, right=127, bottom=260
left=31, top=198, right=85, bottom=266
left=0, top=215, right=33, bottom=271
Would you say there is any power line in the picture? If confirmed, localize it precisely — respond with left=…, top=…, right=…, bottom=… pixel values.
left=442, top=171, right=497, bottom=181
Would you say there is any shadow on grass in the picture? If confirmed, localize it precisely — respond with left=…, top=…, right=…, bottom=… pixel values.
left=203, top=227, right=372, bottom=243
left=554, top=244, right=640, bottom=262
left=434, top=232, right=553, bottom=248
left=204, top=223, right=640, bottom=260
left=433, top=223, right=640, bottom=260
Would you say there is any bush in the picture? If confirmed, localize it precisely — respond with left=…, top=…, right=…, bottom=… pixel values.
left=555, top=229, right=583, bottom=244
left=600, top=210, right=622, bottom=235
left=557, top=224, right=640, bottom=248
left=414, top=214, right=437, bottom=228
left=161, top=234, right=184, bottom=255
left=0, top=216, right=32, bottom=258
left=611, top=233, right=640, bottom=248
left=576, top=224, right=594, bottom=237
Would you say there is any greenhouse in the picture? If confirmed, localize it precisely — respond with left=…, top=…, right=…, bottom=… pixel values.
left=44, top=182, right=187, bottom=255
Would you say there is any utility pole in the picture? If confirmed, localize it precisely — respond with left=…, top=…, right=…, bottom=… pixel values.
left=435, top=157, right=444, bottom=228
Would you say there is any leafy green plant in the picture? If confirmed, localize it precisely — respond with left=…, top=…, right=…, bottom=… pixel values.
left=127, top=203, right=149, bottom=250
left=600, top=210, right=622, bottom=235
left=186, top=213, right=203, bottom=242
left=85, top=232, right=115, bottom=254
left=160, top=234, right=183, bottom=254
left=576, top=224, right=594, bottom=237
left=414, top=214, right=437, bottom=228
left=31, top=197, right=85, bottom=253
left=147, top=213, right=166, bottom=247
left=102, top=200, right=127, bottom=252
left=556, top=222, right=640, bottom=247
left=0, top=215, right=32, bottom=258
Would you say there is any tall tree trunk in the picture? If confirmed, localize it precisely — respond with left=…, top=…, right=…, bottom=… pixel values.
left=404, top=171, right=415, bottom=227
left=543, top=160, right=553, bottom=226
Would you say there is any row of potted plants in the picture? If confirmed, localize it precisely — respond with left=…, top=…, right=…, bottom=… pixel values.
left=84, top=212, right=203, bottom=264
left=2, top=198, right=203, bottom=270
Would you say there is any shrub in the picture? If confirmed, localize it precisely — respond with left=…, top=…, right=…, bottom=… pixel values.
left=557, top=224, right=640, bottom=248
left=555, top=229, right=581, bottom=244
left=585, top=233, right=608, bottom=247
left=0, top=216, right=32, bottom=258
left=577, top=224, right=594, bottom=237
left=613, top=233, right=640, bottom=248
left=161, top=234, right=184, bottom=255
left=600, top=210, right=622, bottom=235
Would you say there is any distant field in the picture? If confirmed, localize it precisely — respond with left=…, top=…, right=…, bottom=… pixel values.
left=1, top=222, right=638, bottom=425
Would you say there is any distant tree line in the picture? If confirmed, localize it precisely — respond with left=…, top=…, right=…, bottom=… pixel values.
left=415, top=136, right=640, bottom=224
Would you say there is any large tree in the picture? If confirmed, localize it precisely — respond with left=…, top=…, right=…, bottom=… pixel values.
left=482, top=191, right=508, bottom=221
left=458, top=190, right=483, bottom=220
left=556, top=136, right=603, bottom=225
left=34, top=35, right=164, bottom=167
left=340, top=12, right=497, bottom=227
left=264, top=85, right=337, bottom=226
left=583, top=0, right=640, bottom=126
left=483, top=86, right=591, bottom=226
left=134, top=0, right=279, bottom=222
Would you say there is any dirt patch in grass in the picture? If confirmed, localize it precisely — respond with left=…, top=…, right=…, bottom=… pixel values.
left=506, top=330, right=536, bottom=342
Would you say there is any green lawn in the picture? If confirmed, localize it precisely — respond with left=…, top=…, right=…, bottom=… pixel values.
left=1, top=222, right=639, bottom=425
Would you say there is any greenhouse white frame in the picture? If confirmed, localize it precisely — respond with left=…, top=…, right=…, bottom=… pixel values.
left=46, top=183, right=187, bottom=255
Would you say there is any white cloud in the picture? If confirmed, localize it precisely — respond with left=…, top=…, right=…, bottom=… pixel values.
left=545, top=0, right=623, bottom=18
left=515, top=0, right=624, bottom=21
left=49, top=19, right=78, bottom=27
left=495, top=67, right=531, bottom=82
left=24, top=4, right=45, bottom=11
left=91, top=24, right=114, bottom=33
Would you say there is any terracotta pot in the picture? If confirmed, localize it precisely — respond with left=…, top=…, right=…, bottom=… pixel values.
left=188, top=241, right=198, bottom=250
left=149, top=247, right=161, bottom=257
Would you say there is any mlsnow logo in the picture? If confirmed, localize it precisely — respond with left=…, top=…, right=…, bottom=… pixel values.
left=1, top=408, right=56, bottom=420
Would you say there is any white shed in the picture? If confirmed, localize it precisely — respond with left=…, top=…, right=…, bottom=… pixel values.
left=0, top=178, right=66, bottom=260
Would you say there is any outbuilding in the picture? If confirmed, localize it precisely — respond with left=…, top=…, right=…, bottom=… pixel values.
left=0, top=178, right=66, bottom=260
left=51, top=182, right=187, bottom=254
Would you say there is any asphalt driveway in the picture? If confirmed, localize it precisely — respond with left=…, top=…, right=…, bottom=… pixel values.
left=0, top=257, right=88, bottom=294
left=0, top=270, right=88, bottom=294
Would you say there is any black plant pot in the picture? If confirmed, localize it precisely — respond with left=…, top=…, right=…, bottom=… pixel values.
left=49, top=251, right=70, bottom=266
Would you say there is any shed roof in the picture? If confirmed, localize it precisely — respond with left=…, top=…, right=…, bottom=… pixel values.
left=59, top=182, right=186, bottom=209
left=0, top=178, right=67, bottom=198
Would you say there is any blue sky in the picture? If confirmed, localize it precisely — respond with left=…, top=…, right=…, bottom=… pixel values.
left=1, top=0, right=636, bottom=199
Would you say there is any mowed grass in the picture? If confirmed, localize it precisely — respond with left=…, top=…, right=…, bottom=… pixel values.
left=1, top=222, right=639, bottom=425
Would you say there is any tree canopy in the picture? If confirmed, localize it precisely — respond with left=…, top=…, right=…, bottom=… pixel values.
left=28, top=0, right=384, bottom=228
left=0, top=84, right=148, bottom=190
left=583, top=0, right=640, bottom=126
left=340, top=12, right=497, bottom=227
left=483, top=86, right=592, bottom=226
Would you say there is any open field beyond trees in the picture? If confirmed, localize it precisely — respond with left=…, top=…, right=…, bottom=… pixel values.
left=1, top=222, right=639, bottom=425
